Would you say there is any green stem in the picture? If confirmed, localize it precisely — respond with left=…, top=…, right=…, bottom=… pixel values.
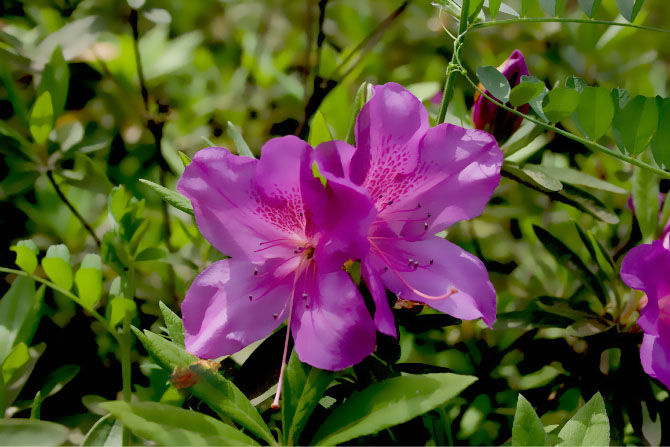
left=469, top=17, right=669, bottom=34
left=0, top=267, right=120, bottom=343
left=460, top=73, right=670, bottom=178
left=120, top=314, right=133, bottom=445
left=437, top=0, right=469, bottom=123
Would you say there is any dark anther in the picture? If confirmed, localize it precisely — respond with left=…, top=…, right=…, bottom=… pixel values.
left=248, top=295, right=253, bottom=301
left=273, top=313, right=278, bottom=319
left=299, top=212, right=303, bottom=216
left=408, top=258, right=414, bottom=266
left=413, top=261, right=419, bottom=270
left=424, top=222, right=428, bottom=229
left=302, top=293, right=308, bottom=299
left=253, top=268, right=258, bottom=276
left=305, top=303, right=310, bottom=308
left=417, top=203, right=422, bottom=208
left=429, top=259, right=434, bottom=265
left=427, top=212, right=432, bottom=218
left=379, top=194, right=383, bottom=198
left=387, top=200, right=393, bottom=206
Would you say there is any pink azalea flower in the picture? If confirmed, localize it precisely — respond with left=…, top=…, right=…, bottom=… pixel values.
left=620, top=235, right=670, bottom=389
left=473, top=49, right=530, bottom=140
left=177, top=136, right=378, bottom=406
left=315, top=83, right=503, bottom=336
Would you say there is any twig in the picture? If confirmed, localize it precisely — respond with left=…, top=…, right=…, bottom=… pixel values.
left=47, top=170, right=101, bottom=247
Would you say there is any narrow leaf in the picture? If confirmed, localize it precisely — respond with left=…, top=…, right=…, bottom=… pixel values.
left=29, top=91, right=54, bottom=145
left=538, top=0, right=557, bottom=16
left=632, top=152, right=659, bottom=242
left=139, top=179, right=194, bottom=215
left=346, top=82, right=370, bottom=145
left=37, top=47, right=69, bottom=121
left=489, top=0, right=502, bottom=19
left=477, top=66, right=511, bottom=103
left=81, top=414, right=123, bottom=446
left=615, top=0, right=645, bottom=22
left=226, top=121, right=253, bottom=157
left=312, top=373, right=477, bottom=445
left=578, top=0, right=601, bottom=17
left=651, top=97, right=670, bottom=169
left=512, top=394, right=546, bottom=446
left=539, top=165, right=626, bottom=194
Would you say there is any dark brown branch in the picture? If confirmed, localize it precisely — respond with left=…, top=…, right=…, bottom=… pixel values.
left=47, top=170, right=101, bottom=247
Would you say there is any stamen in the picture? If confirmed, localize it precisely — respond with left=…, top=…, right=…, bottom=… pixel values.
left=273, top=313, right=278, bottom=320
left=369, top=241, right=457, bottom=301
left=253, top=268, right=258, bottom=276
left=248, top=295, right=253, bottom=301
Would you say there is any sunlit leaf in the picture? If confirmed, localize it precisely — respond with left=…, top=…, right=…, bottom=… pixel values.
left=159, top=301, right=184, bottom=347
left=37, top=47, right=69, bottom=121
left=29, top=92, right=53, bottom=145
left=309, top=111, right=335, bottom=147
left=512, top=394, right=546, bottom=446
left=75, top=254, right=103, bottom=309
left=226, top=121, right=254, bottom=157
left=557, top=392, right=610, bottom=446
left=139, top=179, right=194, bottom=215
left=576, top=87, right=614, bottom=141
left=10, top=240, right=39, bottom=274
left=108, top=297, right=137, bottom=327
left=509, top=78, right=545, bottom=108
left=488, top=0, right=502, bottom=19
left=41, top=244, right=73, bottom=290
left=542, top=88, right=580, bottom=124
left=612, top=95, right=658, bottom=155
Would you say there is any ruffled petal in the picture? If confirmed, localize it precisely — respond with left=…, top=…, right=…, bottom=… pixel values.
left=350, top=83, right=429, bottom=191
left=291, top=268, right=376, bottom=370
left=182, top=259, right=295, bottom=359
left=621, top=240, right=670, bottom=335
left=370, top=235, right=496, bottom=327
left=640, top=334, right=670, bottom=389
left=372, top=124, right=502, bottom=239
left=314, top=140, right=355, bottom=179
left=362, top=259, right=396, bottom=337
left=178, top=147, right=297, bottom=261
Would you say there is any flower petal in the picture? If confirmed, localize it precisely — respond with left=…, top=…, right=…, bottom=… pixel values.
left=370, top=235, right=496, bottom=327
left=372, top=124, right=502, bottom=239
left=350, top=83, right=429, bottom=190
left=621, top=240, right=670, bottom=335
left=178, top=147, right=296, bottom=261
left=291, top=268, right=376, bottom=370
left=314, top=140, right=355, bottom=179
left=361, top=259, right=396, bottom=337
left=640, top=334, right=670, bottom=389
left=182, top=259, right=294, bottom=359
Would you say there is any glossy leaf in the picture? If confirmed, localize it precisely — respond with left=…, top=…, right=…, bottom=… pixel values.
left=615, top=0, right=645, bottom=22
left=0, top=419, right=69, bottom=446
left=542, top=88, right=580, bottom=124
left=510, top=78, right=545, bottom=108
left=139, top=179, right=194, bottom=216
left=532, top=225, right=607, bottom=304
left=75, top=254, right=103, bottom=308
left=477, top=66, right=511, bottom=103
left=557, top=392, right=610, bottom=446
left=576, top=87, right=614, bottom=141
left=29, top=92, right=54, bottom=145
left=312, top=373, right=477, bottom=445
left=226, top=121, right=253, bottom=157
left=612, top=95, right=658, bottom=155
left=132, top=328, right=276, bottom=445
left=651, top=97, right=670, bottom=168
left=82, top=414, right=123, bottom=446
left=512, top=394, right=546, bottom=446
left=578, top=0, right=601, bottom=17
left=158, top=301, right=185, bottom=347
left=100, top=401, right=259, bottom=446
left=282, top=350, right=334, bottom=445
left=42, top=244, right=73, bottom=290
left=10, top=240, right=39, bottom=274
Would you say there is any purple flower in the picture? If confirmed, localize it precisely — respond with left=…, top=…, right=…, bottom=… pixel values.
left=178, top=136, right=378, bottom=399
left=473, top=49, right=530, bottom=140
left=315, top=83, right=503, bottom=336
left=621, top=235, right=670, bottom=389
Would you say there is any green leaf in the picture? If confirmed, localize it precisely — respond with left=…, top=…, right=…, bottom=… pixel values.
left=538, top=166, right=626, bottom=194
left=509, top=78, right=545, bottom=108
left=37, top=47, right=69, bottom=121
left=312, top=373, right=477, bottom=445
left=82, top=414, right=123, bottom=446
left=612, top=95, right=658, bottom=155
left=651, top=97, right=670, bottom=169
left=542, top=88, right=580, bottom=124
left=502, top=162, right=563, bottom=193
left=108, top=297, right=136, bottom=328
left=10, top=240, right=39, bottom=274
left=346, top=82, right=370, bottom=145
left=135, top=247, right=166, bottom=262
left=75, top=254, right=103, bottom=309
left=31, top=390, right=42, bottom=420
left=178, top=151, right=192, bottom=167
left=615, top=0, right=645, bottom=22
left=557, top=392, right=610, bottom=446
left=632, top=152, right=659, bottom=242
left=477, top=66, right=511, bottom=103
left=574, top=223, right=614, bottom=278
left=52, top=121, right=84, bottom=154
left=565, top=76, right=587, bottom=92
left=282, top=350, right=334, bottom=445
left=521, top=0, right=532, bottom=16
left=159, top=301, right=184, bottom=347
left=41, top=244, right=73, bottom=290
left=0, top=419, right=69, bottom=446
left=133, top=328, right=276, bottom=445
left=578, top=0, right=601, bottom=17
left=488, top=0, right=502, bottom=19
left=0, top=276, right=37, bottom=364
left=532, top=225, right=607, bottom=304
left=2, top=343, right=30, bottom=384
left=309, top=111, right=335, bottom=147
left=538, top=0, right=557, bottom=15
left=468, top=0, right=486, bottom=20
left=576, top=87, right=614, bottom=141
left=139, top=179, right=194, bottom=215
left=512, top=394, right=546, bottom=446
left=2, top=343, right=45, bottom=409
left=100, top=401, right=259, bottom=446
left=226, top=121, right=253, bottom=157
left=29, top=91, right=54, bottom=145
